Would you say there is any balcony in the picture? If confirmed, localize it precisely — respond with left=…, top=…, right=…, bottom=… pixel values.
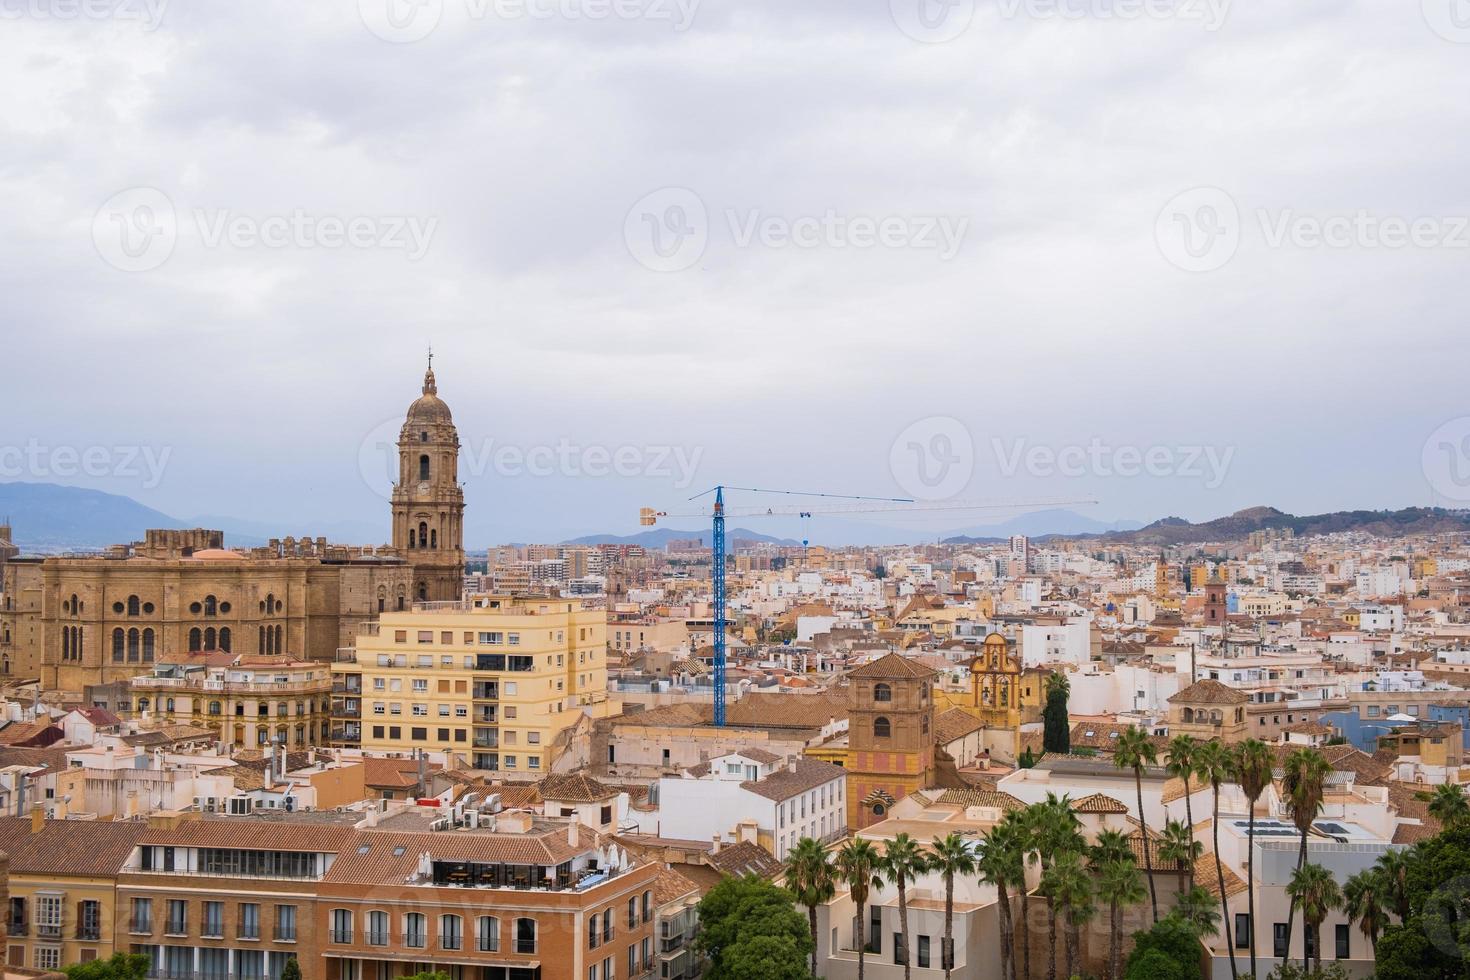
left=6, top=922, right=24, bottom=937
left=331, top=702, right=361, bottom=719
left=78, top=927, right=103, bottom=941
left=331, top=680, right=362, bottom=694
left=274, top=927, right=297, bottom=942
left=129, top=918, right=152, bottom=935
left=165, top=920, right=188, bottom=936
left=36, top=923, right=62, bottom=939
left=330, top=929, right=353, bottom=944
left=473, top=731, right=498, bottom=749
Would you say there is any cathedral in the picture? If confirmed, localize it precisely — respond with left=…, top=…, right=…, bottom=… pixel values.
left=0, top=360, right=468, bottom=692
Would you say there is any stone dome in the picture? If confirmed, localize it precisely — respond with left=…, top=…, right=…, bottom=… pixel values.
left=406, top=364, right=453, bottom=423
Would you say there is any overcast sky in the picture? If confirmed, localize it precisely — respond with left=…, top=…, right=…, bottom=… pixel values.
left=3, top=0, right=1469, bottom=545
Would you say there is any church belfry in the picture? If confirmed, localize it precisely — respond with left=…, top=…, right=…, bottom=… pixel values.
left=391, top=354, right=466, bottom=602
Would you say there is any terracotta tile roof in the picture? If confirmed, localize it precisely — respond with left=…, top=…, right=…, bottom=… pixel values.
left=652, top=865, right=700, bottom=905
left=1194, top=852, right=1248, bottom=899
left=0, top=817, right=148, bottom=877
left=849, top=652, right=938, bottom=680
left=325, top=824, right=603, bottom=884
left=538, top=772, right=618, bottom=803
left=725, top=692, right=848, bottom=730
left=707, top=841, right=782, bottom=879
left=740, top=758, right=846, bottom=802
left=362, top=758, right=439, bottom=790
left=1072, top=793, right=1129, bottom=814
left=1167, top=679, right=1250, bottom=705
left=137, top=819, right=354, bottom=853
left=935, top=708, right=984, bottom=744
left=930, top=788, right=1026, bottom=812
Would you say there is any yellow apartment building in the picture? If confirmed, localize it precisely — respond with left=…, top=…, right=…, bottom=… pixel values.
left=330, top=595, right=615, bottom=772
left=0, top=813, right=148, bottom=973
left=127, top=653, right=334, bottom=749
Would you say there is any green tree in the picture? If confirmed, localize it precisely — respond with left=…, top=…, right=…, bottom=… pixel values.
left=881, top=832, right=932, bottom=980
left=1043, top=848, right=1096, bottom=980
left=1159, top=819, right=1203, bottom=878
left=1235, top=737, right=1275, bottom=979
left=1043, top=671, right=1071, bottom=754
left=696, top=874, right=815, bottom=980
left=1091, top=828, right=1133, bottom=868
left=1173, top=884, right=1221, bottom=938
left=1115, top=725, right=1160, bottom=922
left=1165, top=734, right=1201, bottom=877
left=1122, top=914, right=1200, bottom=980
left=1342, top=868, right=1387, bottom=953
left=280, top=959, right=303, bottom=980
left=1286, top=861, right=1342, bottom=973
left=979, top=817, right=1025, bottom=980
left=835, top=837, right=884, bottom=980
left=1280, top=748, right=1331, bottom=965
left=1031, top=794, right=1084, bottom=980
left=1096, top=857, right=1147, bottom=980
left=783, top=836, right=836, bottom=977
left=401, top=973, right=450, bottom=980
left=1428, top=782, right=1470, bottom=828
left=1374, top=847, right=1412, bottom=921
left=64, top=954, right=151, bottom=980
left=1195, top=738, right=1239, bottom=980
left=930, top=831, right=977, bottom=980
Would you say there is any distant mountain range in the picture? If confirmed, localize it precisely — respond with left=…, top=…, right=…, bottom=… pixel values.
left=4, top=482, right=1467, bottom=554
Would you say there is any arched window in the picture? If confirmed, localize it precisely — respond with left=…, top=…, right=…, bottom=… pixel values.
left=430, top=529, right=437, bottom=549
left=1182, top=707, right=1194, bottom=724
left=137, top=697, right=150, bottom=712
left=142, top=629, right=155, bottom=662
left=128, top=595, right=140, bottom=617
left=61, top=628, right=70, bottom=661
left=377, top=586, right=386, bottom=613
left=219, top=627, right=231, bottom=653
left=127, top=628, right=140, bottom=662
left=514, top=918, right=536, bottom=954
left=873, top=716, right=891, bottom=739
left=873, top=683, right=892, bottom=703
left=233, top=725, right=245, bottom=745
left=477, top=916, right=500, bottom=953
left=418, top=521, right=429, bottom=547
left=367, top=910, right=389, bottom=946
left=294, top=724, right=305, bottom=745
left=409, top=529, right=416, bottom=549
left=440, top=913, right=462, bottom=950
left=69, top=594, right=79, bottom=615
left=203, top=595, right=217, bottom=617
left=275, top=625, right=283, bottom=655
left=419, top=455, right=430, bottom=481
left=209, top=701, right=222, bottom=716
left=112, top=628, right=125, bottom=662
left=872, top=803, right=887, bottom=817
left=404, top=912, right=427, bottom=949
left=417, top=582, right=428, bottom=602
left=189, top=628, right=202, bottom=652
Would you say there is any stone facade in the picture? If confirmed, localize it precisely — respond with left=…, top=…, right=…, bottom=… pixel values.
left=0, top=363, right=468, bottom=693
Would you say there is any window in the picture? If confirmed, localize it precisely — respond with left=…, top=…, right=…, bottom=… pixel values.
left=893, top=932, right=906, bottom=965
left=238, top=905, right=261, bottom=940
left=405, top=912, right=427, bottom=948
left=368, top=910, right=389, bottom=946
left=441, top=913, right=462, bottom=951
left=166, top=900, right=187, bottom=936
left=918, top=934, right=931, bottom=969
left=330, top=908, right=353, bottom=944
left=78, top=899, right=102, bottom=940
left=874, top=683, right=892, bottom=702
left=873, top=716, right=891, bottom=738
left=1335, top=923, right=1350, bottom=959
left=130, top=898, right=151, bottom=933
left=36, top=896, right=61, bottom=939
left=1235, top=913, right=1250, bottom=950
left=477, top=915, right=500, bottom=952
left=516, top=917, right=537, bottom=954
left=35, top=948, right=60, bottom=971
left=628, top=898, right=638, bottom=930
left=589, top=915, right=601, bottom=949
left=867, top=905, right=882, bottom=954
left=643, top=890, right=653, bottom=923
left=275, top=905, right=297, bottom=942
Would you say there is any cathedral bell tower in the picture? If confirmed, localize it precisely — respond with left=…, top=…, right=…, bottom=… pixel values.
left=391, top=354, right=466, bottom=602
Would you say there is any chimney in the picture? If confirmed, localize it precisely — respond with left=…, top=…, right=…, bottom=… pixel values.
left=568, top=822, right=577, bottom=847
left=711, top=834, right=722, bottom=854
left=30, top=802, right=44, bottom=835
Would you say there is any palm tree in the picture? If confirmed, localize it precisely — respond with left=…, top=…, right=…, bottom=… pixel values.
left=1114, top=726, right=1160, bottom=922
left=1090, top=828, right=1133, bottom=868
left=1159, top=819, right=1203, bottom=873
left=881, top=833, right=931, bottom=980
left=979, top=819, right=1025, bottom=980
left=1095, top=858, right=1146, bottom=980
left=1174, top=884, right=1222, bottom=938
left=1032, top=796, right=1083, bottom=980
left=1374, top=848, right=1411, bottom=921
left=929, top=831, right=977, bottom=980
left=1429, top=782, right=1470, bottom=828
left=1234, top=738, right=1274, bottom=979
left=1286, top=861, right=1342, bottom=973
left=1195, top=739, right=1238, bottom=980
left=1280, top=748, right=1331, bottom=966
left=1342, top=868, right=1388, bottom=954
left=1165, top=734, right=1201, bottom=876
left=784, top=837, right=836, bottom=977
left=1042, top=849, right=1094, bottom=980
left=836, top=838, right=884, bottom=980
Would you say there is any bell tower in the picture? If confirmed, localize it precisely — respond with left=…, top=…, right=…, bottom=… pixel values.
left=391, top=352, right=465, bottom=602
